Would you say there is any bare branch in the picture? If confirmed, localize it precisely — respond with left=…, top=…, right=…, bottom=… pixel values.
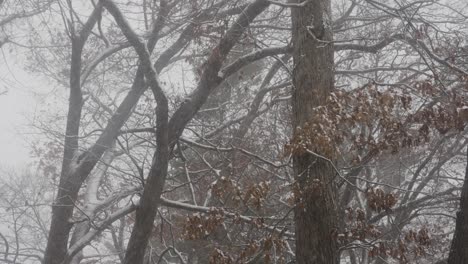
left=268, top=0, right=310, bottom=8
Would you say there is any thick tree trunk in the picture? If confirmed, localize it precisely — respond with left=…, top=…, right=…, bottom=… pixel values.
left=447, top=147, right=468, bottom=264
left=43, top=20, right=94, bottom=264
left=44, top=2, right=170, bottom=262
left=291, top=0, right=339, bottom=263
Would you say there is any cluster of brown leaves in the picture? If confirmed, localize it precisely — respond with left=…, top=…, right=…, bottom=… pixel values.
left=368, top=227, right=432, bottom=264
left=238, top=241, right=262, bottom=261
left=286, top=85, right=411, bottom=158
left=209, top=235, right=288, bottom=264
left=183, top=209, right=225, bottom=240
left=238, top=236, right=288, bottom=263
left=286, top=81, right=468, bottom=159
left=212, top=177, right=271, bottom=210
left=211, top=177, right=242, bottom=203
left=410, top=92, right=468, bottom=135
left=366, top=188, right=398, bottom=213
left=404, top=227, right=431, bottom=246
left=340, top=207, right=433, bottom=264
left=261, top=235, right=288, bottom=264
left=336, top=207, right=382, bottom=245
left=243, top=181, right=271, bottom=209
left=209, top=248, right=233, bottom=264
left=368, top=241, right=411, bottom=263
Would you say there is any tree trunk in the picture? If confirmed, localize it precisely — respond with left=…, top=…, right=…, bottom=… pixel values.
left=291, top=0, right=338, bottom=263
left=43, top=28, right=91, bottom=264
left=447, top=147, right=468, bottom=264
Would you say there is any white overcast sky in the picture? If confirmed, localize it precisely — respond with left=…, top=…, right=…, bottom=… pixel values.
left=0, top=51, right=47, bottom=167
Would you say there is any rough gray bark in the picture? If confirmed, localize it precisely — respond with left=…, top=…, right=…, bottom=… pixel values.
left=68, top=151, right=115, bottom=264
left=43, top=1, right=171, bottom=262
left=43, top=5, right=103, bottom=264
left=101, top=2, right=169, bottom=264
left=447, top=147, right=468, bottom=264
left=291, top=0, right=339, bottom=263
